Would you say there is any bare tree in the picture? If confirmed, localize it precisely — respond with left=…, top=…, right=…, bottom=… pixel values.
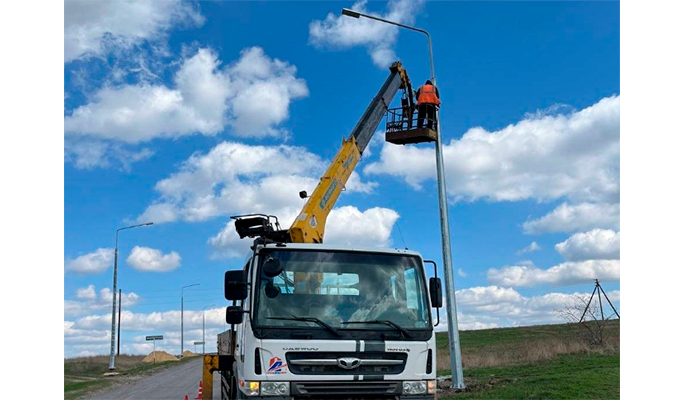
left=555, top=294, right=615, bottom=345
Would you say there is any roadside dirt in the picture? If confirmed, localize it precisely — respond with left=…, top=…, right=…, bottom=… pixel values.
left=142, top=351, right=178, bottom=363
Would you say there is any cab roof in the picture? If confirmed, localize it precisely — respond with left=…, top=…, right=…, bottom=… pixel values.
left=254, top=242, right=424, bottom=258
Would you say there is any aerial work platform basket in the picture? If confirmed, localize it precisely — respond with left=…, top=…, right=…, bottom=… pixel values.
left=385, top=106, right=437, bottom=145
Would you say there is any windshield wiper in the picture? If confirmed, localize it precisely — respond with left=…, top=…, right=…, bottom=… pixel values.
left=342, top=320, right=414, bottom=338
left=267, top=315, right=342, bottom=337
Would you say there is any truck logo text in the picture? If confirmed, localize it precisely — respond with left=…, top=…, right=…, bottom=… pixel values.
left=283, top=347, right=319, bottom=351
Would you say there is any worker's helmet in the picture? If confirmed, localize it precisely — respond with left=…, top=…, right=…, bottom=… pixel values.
left=425, top=79, right=433, bottom=85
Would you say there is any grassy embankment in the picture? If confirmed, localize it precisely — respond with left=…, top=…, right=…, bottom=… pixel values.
left=436, top=320, right=620, bottom=399
left=65, top=321, right=619, bottom=400
left=64, top=354, right=198, bottom=400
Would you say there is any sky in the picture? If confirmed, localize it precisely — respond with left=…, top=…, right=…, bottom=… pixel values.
left=64, top=0, right=620, bottom=358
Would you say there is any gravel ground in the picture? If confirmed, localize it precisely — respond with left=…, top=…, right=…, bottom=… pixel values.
left=84, top=357, right=221, bottom=400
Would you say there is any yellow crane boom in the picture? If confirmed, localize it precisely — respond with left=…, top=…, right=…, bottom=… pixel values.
left=289, top=62, right=413, bottom=243
left=232, top=62, right=415, bottom=244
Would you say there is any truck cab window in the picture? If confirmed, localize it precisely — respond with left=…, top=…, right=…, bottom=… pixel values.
left=254, top=250, right=431, bottom=333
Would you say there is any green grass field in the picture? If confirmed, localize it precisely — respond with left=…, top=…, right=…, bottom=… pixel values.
left=437, top=321, right=620, bottom=399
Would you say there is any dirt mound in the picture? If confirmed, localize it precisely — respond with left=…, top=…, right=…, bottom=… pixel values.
left=142, top=351, right=179, bottom=363
left=182, top=350, right=198, bottom=358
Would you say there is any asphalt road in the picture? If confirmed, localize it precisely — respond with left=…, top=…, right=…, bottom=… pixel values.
left=85, top=357, right=221, bottom=400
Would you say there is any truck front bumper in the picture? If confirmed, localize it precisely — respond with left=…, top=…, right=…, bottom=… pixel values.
left=288, top=380, right=435, bottom=399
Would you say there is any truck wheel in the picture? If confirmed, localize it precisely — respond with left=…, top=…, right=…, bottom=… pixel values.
left=220, top=371, right=237, bottom=400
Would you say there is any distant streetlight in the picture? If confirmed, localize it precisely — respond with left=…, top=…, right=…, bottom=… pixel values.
left=342, top=8, right=465, bottom=389
left=181, top=283, right=200, bottom=355
left=109, top=222, right=153, bottom=371
left=203, top=304, right=216, bottom=354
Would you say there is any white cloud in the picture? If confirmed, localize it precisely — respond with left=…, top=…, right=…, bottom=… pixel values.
left=64, top=0, right=204, bottom=62
left=486, top=259, right=620, bottom=287
left=457, top=268, right=468, bottom=278
left=209, top=206, right=400, bottom=259
left=65, top=286, right=140, bottom=317
left=64, top=306, right=228, bottom=357
left=523, top=202, right=620, bottom=234
left=65, top=47, right=308, bottom=144
left=345, top=171, right=378, bottom=194
left=209, top=220, right=251, bottom=259
left=76, top=285, right=97, bottom=300
left=309, top=0, right=425, bottom=68
left=365, top=96, right=620, bottom=203
left=64, top=138, right=154, bottom=170
left=65, top=248, right=113, bottom=274
left=138, top=140, right=398, bottom=258
left=71, top=307, right=225, bottom=334
left=227, top=48, right=310, bottom=137
left=325, top=206, right=399, bottom=247
left=434, top=286, right=621, bottom=330
left=138, top=141, right=381, bottom=225
left=555, top=229, right=620, bottom=261
left=126, top=246, right=181, bottom=272
left=456, top=286, right=524, bottom=306
left=136, top=203, right=180, bottom=225
left=517, top=241, right=541, bottom=255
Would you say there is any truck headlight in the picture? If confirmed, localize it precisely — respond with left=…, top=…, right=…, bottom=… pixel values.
left=402, top=380, right=427, bottom=395
left=261, top=381, right=290, bottom=396
left=239, top=380, right=260, bottom=396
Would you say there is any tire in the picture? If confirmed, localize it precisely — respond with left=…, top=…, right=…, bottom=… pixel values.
left=220, top=371, right=239, bottom=400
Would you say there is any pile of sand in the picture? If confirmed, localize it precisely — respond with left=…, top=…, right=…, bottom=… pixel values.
left=142, top=351, right=179, bottom=363
left=182, top=350, right=198, bottom=358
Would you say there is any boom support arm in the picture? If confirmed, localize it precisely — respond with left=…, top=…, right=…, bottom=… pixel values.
left=289, top=62, right=412, bottom=243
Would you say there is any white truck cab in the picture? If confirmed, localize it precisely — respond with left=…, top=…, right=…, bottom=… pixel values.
left=220, top=242, right=443, bottom=400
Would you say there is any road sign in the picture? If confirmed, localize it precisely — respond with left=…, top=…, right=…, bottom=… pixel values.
left=145, top=335, right=164, bottom=363
left=193, top=341, right=205, bottom=345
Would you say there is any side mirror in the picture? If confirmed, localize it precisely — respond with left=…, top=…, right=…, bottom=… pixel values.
left=225, top=270, right=248, bottom=300
left=262, top=257, right=283, bottom=278
left=429, top=277, right=443, bottom=308
left=226, top=306, right=244, bottom=325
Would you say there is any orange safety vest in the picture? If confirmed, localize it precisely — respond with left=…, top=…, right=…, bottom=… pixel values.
left=417, top=84, right=440, bottom=105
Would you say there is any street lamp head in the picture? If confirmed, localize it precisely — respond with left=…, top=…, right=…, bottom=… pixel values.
left=182, top=283, right=201, bottom=291
left=341, top=8, right=361, bottom=18
left=144, top=222, right=154, bottom=226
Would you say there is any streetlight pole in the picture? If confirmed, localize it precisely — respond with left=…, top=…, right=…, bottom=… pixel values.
left=203, top=304, right=216, bottom=354
left=117, top=289, right=122, bottom=356
left=181, top=283, right=200, bottom=356
left=108, top=222, right=153, bottom=371
left=342, top=8, right=465, bottom=389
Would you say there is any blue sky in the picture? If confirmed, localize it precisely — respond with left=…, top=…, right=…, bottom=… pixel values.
left=64, top=0, right=619, bottom=357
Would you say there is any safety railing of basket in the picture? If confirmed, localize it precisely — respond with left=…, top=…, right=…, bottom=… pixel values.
left=385, top=107, right=437, bottom=132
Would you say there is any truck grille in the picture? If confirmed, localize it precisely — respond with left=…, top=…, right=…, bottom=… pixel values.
left=287, top=352, right=407, bottom=375
left=292, top=381, right=400, bottom=397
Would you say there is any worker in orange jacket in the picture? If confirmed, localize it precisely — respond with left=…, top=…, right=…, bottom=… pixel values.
left=416, top=80, right=440, bottom=130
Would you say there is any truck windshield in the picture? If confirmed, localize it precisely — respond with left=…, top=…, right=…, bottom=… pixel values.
left=254, top=250, right=431, bottom=331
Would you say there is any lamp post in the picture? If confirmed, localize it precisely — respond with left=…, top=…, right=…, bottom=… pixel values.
left=181, top=283, right=200, bottom=356
left=108, top=222, right=153, bottom=371
left=342, top=8, right=465, bottom=389
left=117, top=289, right=121, bottom=356
left=203, top=304, right=216, bottom=354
